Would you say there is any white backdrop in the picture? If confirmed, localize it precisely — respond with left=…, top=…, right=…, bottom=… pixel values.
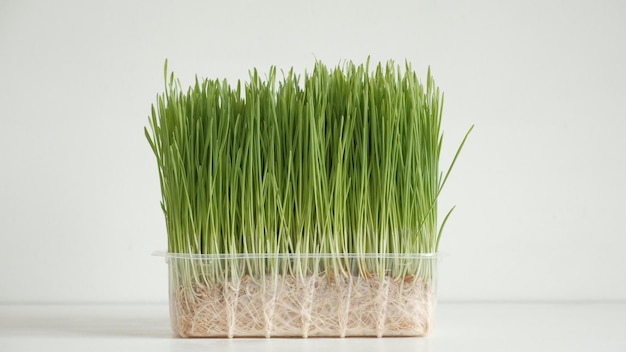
left=1, top=0, right=625, bottom=303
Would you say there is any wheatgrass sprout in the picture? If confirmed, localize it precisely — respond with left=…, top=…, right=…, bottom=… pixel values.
left=147, top=59, right=472, bottom=337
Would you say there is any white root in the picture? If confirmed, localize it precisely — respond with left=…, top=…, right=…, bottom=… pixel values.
left=171, top=274, right=436, bottom=338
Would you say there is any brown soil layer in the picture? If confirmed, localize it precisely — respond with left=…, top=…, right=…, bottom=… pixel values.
left=170, top=274, right=435, bottom=337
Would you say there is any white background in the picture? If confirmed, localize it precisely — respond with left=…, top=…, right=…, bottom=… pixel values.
left=1, top=0, right=625, bottom=303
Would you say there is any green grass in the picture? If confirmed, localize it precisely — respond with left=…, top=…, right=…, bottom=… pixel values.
left=146, top=59, right=471, bottom=281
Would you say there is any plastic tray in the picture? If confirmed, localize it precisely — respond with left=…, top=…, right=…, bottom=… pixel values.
left=157, top=252, right=439, bottom=338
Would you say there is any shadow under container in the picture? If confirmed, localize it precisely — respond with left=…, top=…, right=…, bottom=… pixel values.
left=160, top=253, right=439, bottom=338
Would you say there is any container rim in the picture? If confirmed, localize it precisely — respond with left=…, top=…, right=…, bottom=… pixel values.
left=152, top=251, right=440, bottom=260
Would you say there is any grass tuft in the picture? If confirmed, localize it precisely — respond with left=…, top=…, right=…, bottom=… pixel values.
left=146, top=59, right=471, bottom=281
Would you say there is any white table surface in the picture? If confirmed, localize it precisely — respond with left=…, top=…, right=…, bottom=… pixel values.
left=1, top=303, right=624, bottom=352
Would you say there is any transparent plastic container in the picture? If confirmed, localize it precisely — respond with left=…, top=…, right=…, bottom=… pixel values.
left=158, top=252, right=439, bottom=338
